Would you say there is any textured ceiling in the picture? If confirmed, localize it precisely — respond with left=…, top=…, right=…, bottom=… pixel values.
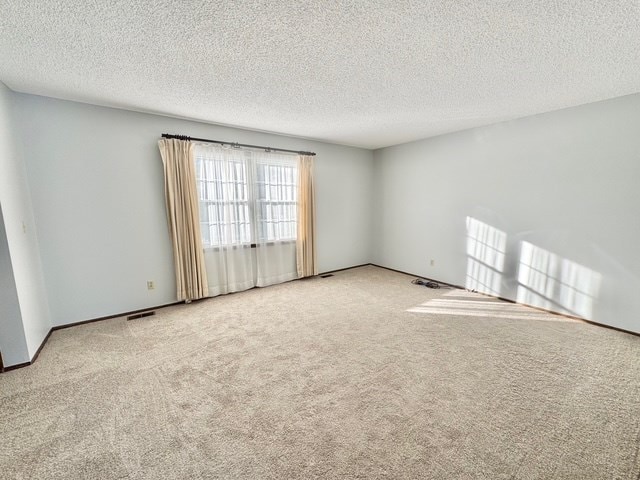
left=1, top=1, right=639, bottom=149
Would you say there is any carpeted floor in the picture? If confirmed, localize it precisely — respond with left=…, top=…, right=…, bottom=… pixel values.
left=1, top=265, right=639, bottom=479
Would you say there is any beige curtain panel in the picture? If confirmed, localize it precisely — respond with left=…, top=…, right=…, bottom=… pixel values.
left=296, top=155, right=317, bottom=278
left=158, top=138, right=209, bottom=301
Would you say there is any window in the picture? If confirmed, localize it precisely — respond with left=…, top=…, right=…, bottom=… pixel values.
left=195, top=155, right=251, bottom=246
left=194, top=146, right=297, bottom=248
left=256, top=160, right=297, bottom=243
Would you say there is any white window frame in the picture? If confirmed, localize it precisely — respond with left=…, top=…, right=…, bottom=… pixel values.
left=194, top=147, right=298, bottom=249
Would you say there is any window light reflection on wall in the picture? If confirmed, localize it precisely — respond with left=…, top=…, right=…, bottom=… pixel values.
left=465, top=217, right=507, bottom=296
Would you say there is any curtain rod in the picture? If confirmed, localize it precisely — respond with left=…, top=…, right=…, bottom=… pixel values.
left=161, top=133, right=316, bottom=156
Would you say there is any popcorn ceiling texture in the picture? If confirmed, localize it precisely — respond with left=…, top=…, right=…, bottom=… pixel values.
left=1, top=0, right=639, bottom=148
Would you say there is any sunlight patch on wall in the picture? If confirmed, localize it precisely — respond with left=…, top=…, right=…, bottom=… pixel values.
left=517, top=241, right=601, bottom=319
left=465, top=217, right=507, bottom=296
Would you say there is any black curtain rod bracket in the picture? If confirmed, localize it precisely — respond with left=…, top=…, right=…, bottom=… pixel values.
left=161, top=133, right=316, bottom=156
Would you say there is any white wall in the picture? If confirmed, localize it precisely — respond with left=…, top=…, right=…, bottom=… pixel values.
left=0, top=82, right=51, bottom=363
left=11, top=85, right=638, bottom=338
left=0, top=81, right=28, bottom=367
left=0, top=206, right=29, bottom=366
left=373, top=93, right=640, bottom=334
left=13, top=93, right=373, bottom=327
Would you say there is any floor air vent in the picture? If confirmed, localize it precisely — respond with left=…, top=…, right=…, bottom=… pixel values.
left=320, top=274, right=334, bottom=278
left=127, top=311, right=155, bottom=321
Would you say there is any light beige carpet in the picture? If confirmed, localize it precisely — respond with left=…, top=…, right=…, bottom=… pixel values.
left=1, top=266, right=639, bottom=479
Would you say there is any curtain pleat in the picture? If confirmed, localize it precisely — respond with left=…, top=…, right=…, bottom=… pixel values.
left=296, top=155, right=317, bottom=277
left=158, top=138, right=209, bottom=301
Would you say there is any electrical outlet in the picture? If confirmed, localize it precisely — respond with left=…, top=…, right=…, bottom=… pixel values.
left=147, top=281, right=155, bottom=290
left=430, top=259, right=435, bottom=266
